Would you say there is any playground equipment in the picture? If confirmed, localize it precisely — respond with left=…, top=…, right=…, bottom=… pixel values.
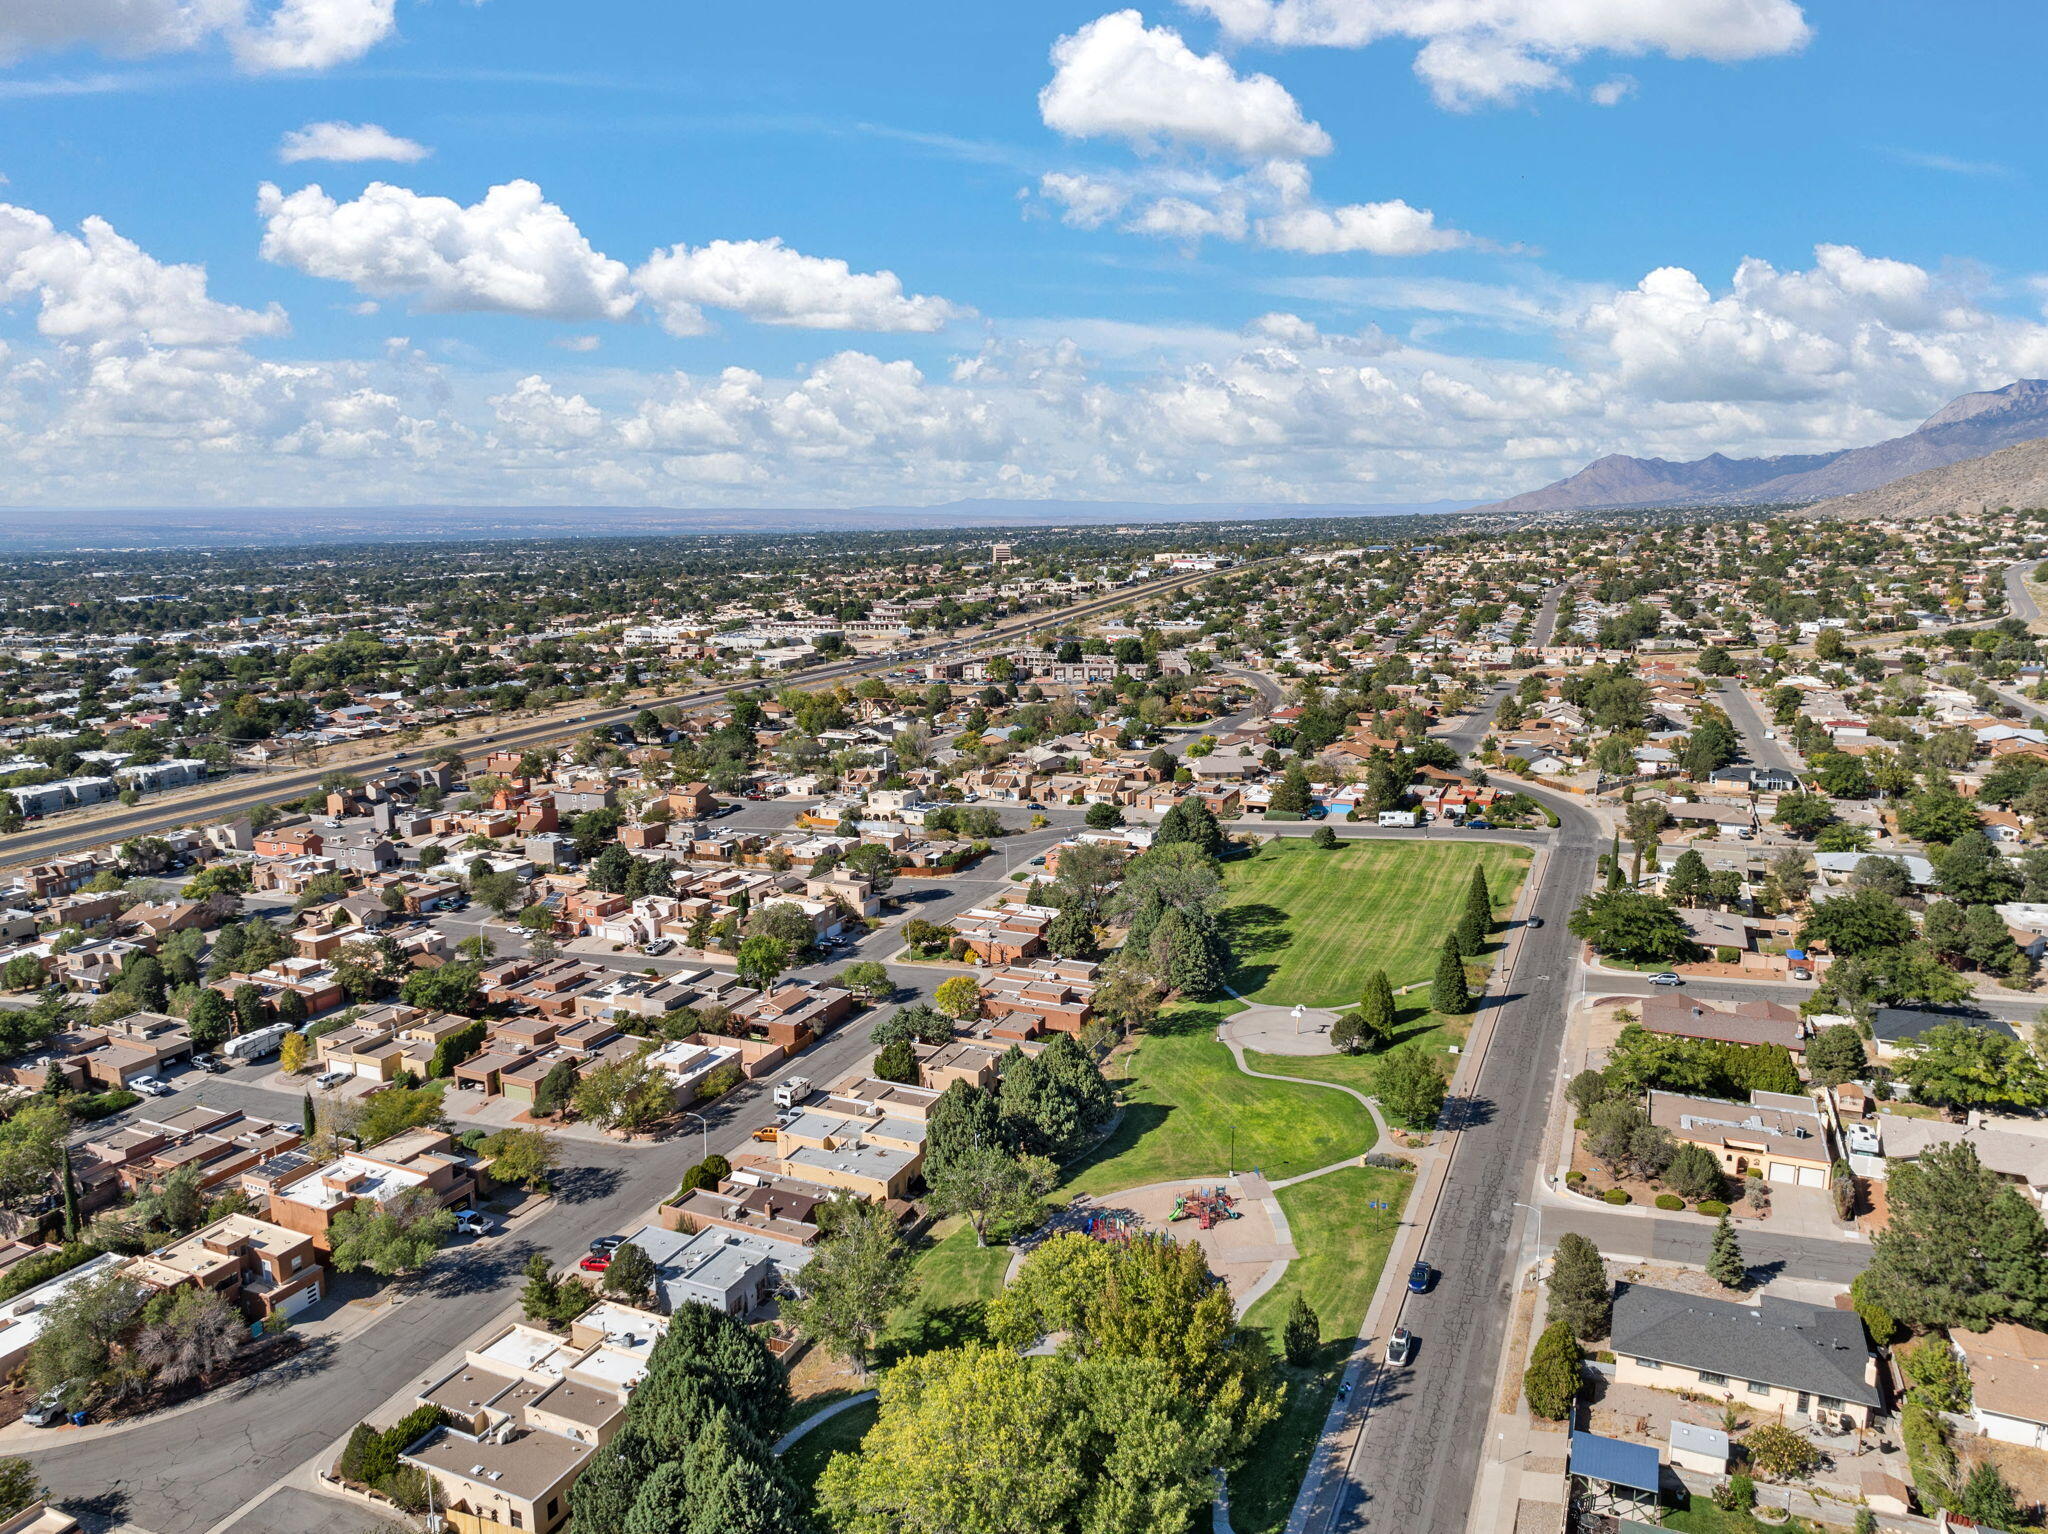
left=1081, top=1207, right=1140, bottom=1242
left=1169, top=1186, right=1242, bottom=1230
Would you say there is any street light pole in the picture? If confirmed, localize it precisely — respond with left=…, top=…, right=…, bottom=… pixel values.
left=681, top=1111, right=710, bottom=1164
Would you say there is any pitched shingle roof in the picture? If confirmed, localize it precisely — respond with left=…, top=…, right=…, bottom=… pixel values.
left=1608, top=1285, right=1880, bottom=1407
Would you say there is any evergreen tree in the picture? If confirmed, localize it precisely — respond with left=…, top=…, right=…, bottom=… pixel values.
left=1269, top=763, right=1315, bottom=816
left=1044, top=900, right=1095, bottom=960
left=60, top=1151, right=78, bottom=1242
left=1282, top=1294, right=1321, bottom=1366
left=1457, top=866, right=1492, bottom=957
left=1522, top=1322, right=1584, bottom=1420
left=1606, top=831, right=1625, bottom=890
left=1544, top=1232, right=1610, bottom=1340
left=925, top=1080, right=1007, bottom=1184
left=1865, top=1140, right=2048, bottom=1330
left=1120, top=888, right=1166, bottom=961
left=1357, top=969, right=1396, bottom=1049
left=301, top=1092, right=316, bottom=1141
left=621, top=1462, right=691, bottom=1534
left=1708, top=1213, right=1745, bottom=1289
left=570, top=1425, right=653, bottom=1534
left=1431, top=935, right=1471, bottom=1014
left=1956, top=1461, right=2021, bottom=1529
left=1152, top=906, right=1223, bottom=1000
left=680, top=1412, right=805, bottom=1534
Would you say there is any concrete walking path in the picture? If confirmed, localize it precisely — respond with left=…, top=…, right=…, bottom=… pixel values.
left=773, top=1391, right=879, bottom=1455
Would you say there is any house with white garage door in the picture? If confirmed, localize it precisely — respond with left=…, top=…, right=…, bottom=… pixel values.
left=1648, top=1088, right=1833, bottom=1187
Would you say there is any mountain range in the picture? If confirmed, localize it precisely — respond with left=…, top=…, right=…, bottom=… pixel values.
left=1485, top=379, right=2048, bottom=513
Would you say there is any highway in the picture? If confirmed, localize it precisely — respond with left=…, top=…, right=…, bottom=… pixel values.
left=0, top=558, right=1269, bottom=874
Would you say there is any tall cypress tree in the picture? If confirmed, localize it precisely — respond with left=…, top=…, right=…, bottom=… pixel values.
left=1357, top=969, right=1397, bottom=1049
left=301, top=1092, right=316, bottom=1141
left=60, top=1149, right=79, bottom=1242
left=1431, top=935, right=1471, bottom=1015
left=1457, top=866, right=1493, bottom=956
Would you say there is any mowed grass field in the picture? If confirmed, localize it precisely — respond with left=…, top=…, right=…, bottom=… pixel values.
left=1065, top=1003, right=1377, bottom=1195
left=1219, top=838, right=1532, bottom=1008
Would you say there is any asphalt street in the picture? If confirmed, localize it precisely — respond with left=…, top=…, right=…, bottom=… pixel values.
left=1319, top=785, right=1600, bottom=1534
left=1713, top=676, right=1800, bottom=775
left=1543, top=1205, right=1870, bottom=1286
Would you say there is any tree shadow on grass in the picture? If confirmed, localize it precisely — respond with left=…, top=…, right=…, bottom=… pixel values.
left=875, top=1301, right=991, bottom=1368
left=1062, top=1102, right=1172, bottom=1182
left=1218, top=902, right=1291, bottom=962
left=1144, top=1003, right=1236, bottom=1037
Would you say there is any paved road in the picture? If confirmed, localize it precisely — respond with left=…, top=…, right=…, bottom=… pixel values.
left=1714, top=677, right=1800, bottom=775
left=2006, top=558, right=2043, bottom=626
left=1588, top=969, right=2043, bottom=1027
left=1543, top=1205, right=1869, bottom=1285
left=0, top=561, right=1271, bottom=874
left=1320, top=786, right=1600, bottom=1533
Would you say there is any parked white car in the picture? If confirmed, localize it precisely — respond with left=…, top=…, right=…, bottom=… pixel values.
left=314, top=1069, right=352, bottom=1089
left=454, top=1210, right=492, bottom=1236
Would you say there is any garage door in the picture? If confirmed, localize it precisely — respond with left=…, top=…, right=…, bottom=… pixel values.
left=1797, top=1164, right=1827, bottom=1188
left=278, top=1280, right=321, bottom=1318
left=1767, top=1162, right=1800, bottom=1184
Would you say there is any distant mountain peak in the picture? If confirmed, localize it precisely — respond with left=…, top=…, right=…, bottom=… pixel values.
left=1919, top=378, right=2048, bottom=431
left=1484, top=379, right=2048, bottom=514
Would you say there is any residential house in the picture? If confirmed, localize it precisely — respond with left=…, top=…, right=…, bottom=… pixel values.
left=1951, top=1324, right=2048, bottom=1448
left=1608, top=1284, right=1881, bottom=1429
left=1647, top=1088, right=1832, bottom=1186
left=129, top=1212, right=325, bottom=1321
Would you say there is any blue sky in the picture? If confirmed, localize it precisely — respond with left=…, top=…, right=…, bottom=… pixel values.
left=3, top=0, right=2046, bottom=509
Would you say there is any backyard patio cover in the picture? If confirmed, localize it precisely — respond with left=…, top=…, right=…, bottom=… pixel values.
left=1569, top=1430, right=1661, bottom=1495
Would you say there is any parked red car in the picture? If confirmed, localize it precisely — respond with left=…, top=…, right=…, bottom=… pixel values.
left=579, top=1253, right=611, bottom=1272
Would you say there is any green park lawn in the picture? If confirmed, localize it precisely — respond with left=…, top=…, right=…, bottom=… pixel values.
left=1230, top=1166, right=1415, bottom=1534
left=876, top=1218, right=1012, bottom=1364
left=1065, top=1004, right=1377, bottom=1195
left=780, top=1398, right=880, bottom=1517
left=1218, top=839, right=1531, bottom=1008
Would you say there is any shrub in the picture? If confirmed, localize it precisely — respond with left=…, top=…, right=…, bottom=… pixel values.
left=1715, top=946, right=1741, bottom=964
left=1602, top=1188, right=1630, bottom=1205
left=1654, top=1193, right=1684, bottom=1211
left=1565, top=1169, right=1586, bottom=1185
left=1849, top=1270, right=1898, bottom=1346
left=1712, top=1474, right=1756, bottom=1513
left=1696, top=1199, right=1729, bottom=1217
left=1522, top=1321, right=1584, bottom=1420
left=1742, top=1422, right=1820, bottom=1480
left=1900, top=1399, right=1955, bottom=1512
left=71, top=1089, right=140, bottom=1122
left=1899, top=1337, right=1972, bottom=1413
left=0, top=1243, right=97, bottom=1304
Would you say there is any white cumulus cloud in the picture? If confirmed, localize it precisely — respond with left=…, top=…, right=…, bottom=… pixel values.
left=256, top=179, right=638, bottom=321
left=1041, top=9, right=1332, bottom=159
left=279, top=120, right=431, bottom=164
left=633, top=238, right=968, bottom=335
left=0, top=201, right=288, bottom=349
left=1259, top=198, right=1474, bottom=255
left=1183, top=0, right=1811, bottom=108
left=0, top=0, right=402, bottom=72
